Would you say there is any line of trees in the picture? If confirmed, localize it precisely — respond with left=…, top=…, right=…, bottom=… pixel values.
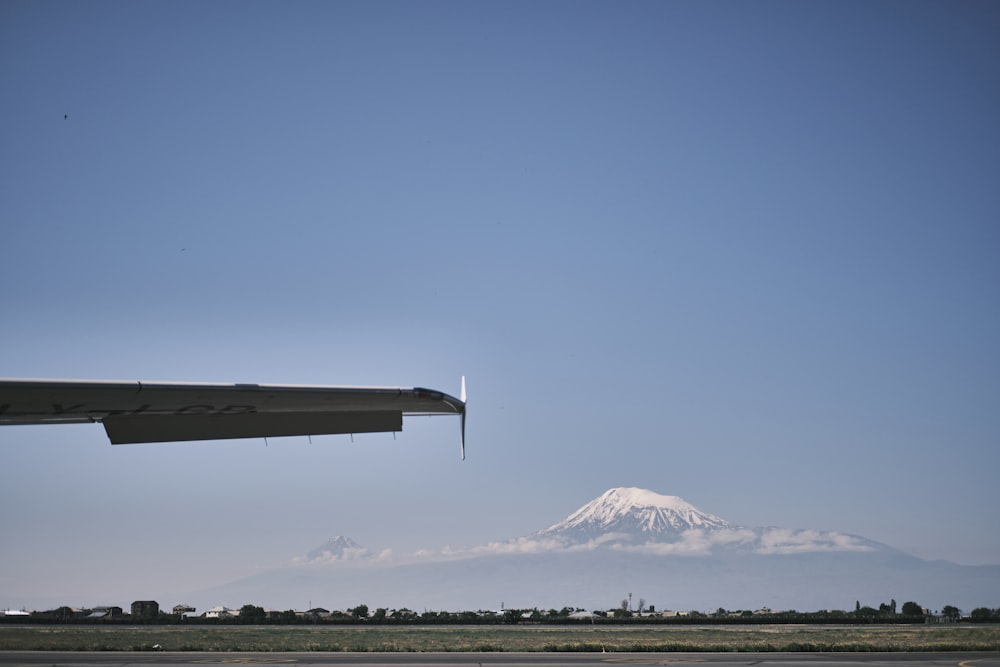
left=6, top=603, right=1000, bottom=625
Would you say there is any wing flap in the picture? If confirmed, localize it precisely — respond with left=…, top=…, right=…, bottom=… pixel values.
left=103, top=411, right=403, bottom=444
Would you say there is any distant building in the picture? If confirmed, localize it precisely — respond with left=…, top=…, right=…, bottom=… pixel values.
left=303, top=607, right=331, bottom=619
left=204, top=605, right=239, bottom=619
left=131, top=600, right=159, bottom=620
left=87, top=606, right=123, bottom=619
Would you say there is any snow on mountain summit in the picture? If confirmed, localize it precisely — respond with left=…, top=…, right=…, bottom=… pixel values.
left=536, top=487, right=732, bottom=542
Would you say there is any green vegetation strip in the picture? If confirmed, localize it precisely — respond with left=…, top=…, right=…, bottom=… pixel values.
left=1, top=624, right=999, bottom=652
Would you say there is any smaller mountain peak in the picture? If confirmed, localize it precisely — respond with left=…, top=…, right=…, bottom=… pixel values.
left=318, top=535, right=363, bottom=549
left=304, top=535, right=371, bottom=562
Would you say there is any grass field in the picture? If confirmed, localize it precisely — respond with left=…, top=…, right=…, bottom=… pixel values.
left=1, top=624, right=999, bottom=652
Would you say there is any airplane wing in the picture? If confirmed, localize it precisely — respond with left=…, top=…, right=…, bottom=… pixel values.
left=0, top=378, right=467, bottom=458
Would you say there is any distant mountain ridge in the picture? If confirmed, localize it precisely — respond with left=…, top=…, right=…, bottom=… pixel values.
left=296, top=487, right=893, bottom=562
left=197, top=487, right=999, bottom=612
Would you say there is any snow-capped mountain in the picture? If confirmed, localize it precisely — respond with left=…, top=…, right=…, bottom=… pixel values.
left=535, top=487, right=732, bottom=543
left=529, top=487, right=885, bottom=556
left=301, top=535, right=370, bottom=563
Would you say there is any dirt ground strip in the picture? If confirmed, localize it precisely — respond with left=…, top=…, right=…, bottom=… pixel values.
left=1, top=624, right=999, bottom=652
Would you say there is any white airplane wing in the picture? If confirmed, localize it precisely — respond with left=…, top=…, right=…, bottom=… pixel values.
left=0, top=378, right=467, bottom=458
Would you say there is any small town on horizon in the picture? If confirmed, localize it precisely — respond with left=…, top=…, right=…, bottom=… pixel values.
left=4, top=598, right=1000, bottom=625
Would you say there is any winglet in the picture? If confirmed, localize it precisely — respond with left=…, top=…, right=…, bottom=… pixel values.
left=460, top=376, right=467, bottom=461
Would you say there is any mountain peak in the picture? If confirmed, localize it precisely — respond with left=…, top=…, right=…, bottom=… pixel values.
left=536, top=487, right=732, bottom=541
left=304, top=535, right=370, bottom=563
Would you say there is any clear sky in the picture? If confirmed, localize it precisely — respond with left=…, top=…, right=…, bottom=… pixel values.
left=1, top=0, right=998, bottom=611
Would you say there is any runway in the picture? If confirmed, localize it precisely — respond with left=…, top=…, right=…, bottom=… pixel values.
left=0, top=652, right=997, bottom=667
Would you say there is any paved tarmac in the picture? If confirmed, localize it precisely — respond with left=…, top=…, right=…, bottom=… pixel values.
left=1, top=652, right=998, bottom=667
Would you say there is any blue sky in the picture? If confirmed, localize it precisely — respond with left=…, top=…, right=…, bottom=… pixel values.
left=2, top=0, right=998, bottom=610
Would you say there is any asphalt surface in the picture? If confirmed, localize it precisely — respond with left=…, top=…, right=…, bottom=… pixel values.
left=0, top=652, right=998, bottom=667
